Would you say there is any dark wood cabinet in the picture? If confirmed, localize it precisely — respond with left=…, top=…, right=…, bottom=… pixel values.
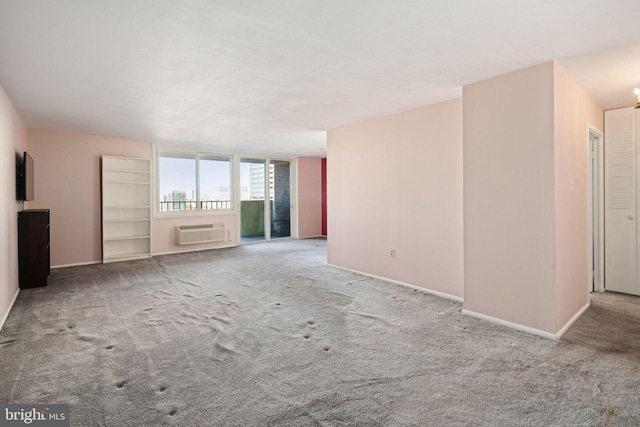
left=18, top=209, right=50, bottom=289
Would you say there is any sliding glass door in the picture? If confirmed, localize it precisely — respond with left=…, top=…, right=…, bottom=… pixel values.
left=239, top=158, right=293, bottom=243
left=270, top=160, right=291, bottom=239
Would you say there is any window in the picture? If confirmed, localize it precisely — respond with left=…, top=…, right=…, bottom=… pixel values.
left=157, top=151, right=232, bottom=213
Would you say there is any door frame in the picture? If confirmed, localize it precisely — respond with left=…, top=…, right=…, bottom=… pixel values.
left=587, top=123, right=604, bottom=292
left=236, top=156, right=297, bottom=244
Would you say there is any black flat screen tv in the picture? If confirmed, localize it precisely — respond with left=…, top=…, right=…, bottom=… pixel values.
left=20, top=151, right=34, bottom=201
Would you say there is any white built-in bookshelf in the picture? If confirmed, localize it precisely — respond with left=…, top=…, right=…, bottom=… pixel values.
left=101, top=156, right=151, bottom=263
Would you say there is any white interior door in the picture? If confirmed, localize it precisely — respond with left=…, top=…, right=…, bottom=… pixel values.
left=604, top=107, right=638, bottom=295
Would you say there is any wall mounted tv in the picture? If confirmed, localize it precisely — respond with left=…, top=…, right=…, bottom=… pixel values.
left=18, top=151, right=34, bottom=201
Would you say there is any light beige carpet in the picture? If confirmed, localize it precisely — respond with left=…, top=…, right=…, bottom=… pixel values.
left=0, top=238, right=639, bottom=426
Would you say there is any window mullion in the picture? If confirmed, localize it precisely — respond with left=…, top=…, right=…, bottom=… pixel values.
left=195, top=155, right=201, bottom=211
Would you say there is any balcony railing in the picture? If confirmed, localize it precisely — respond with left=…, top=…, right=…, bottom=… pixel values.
left=159, top=200, right=232, bottom=211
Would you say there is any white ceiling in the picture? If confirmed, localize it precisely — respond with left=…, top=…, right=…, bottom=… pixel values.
left=1, top=1, right=640, bottom=156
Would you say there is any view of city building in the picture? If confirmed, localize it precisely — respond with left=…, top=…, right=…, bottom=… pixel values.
left=158, top=155, right=281, bottom=212
left=247, top=163, right=274, bottom=200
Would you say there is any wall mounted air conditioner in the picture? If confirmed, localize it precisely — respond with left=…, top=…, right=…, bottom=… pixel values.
left=175, top=223, right=225, bottom=245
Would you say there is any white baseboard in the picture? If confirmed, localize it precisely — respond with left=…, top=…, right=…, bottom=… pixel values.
left=55, top=244, right=241, bottom=264
left=52, top=260, right=102, bottom=269
left=153, top=243, right=237, bottom=257
left=555, top=301, right=590, bottom=339
left=299, top=235, right=326, bottom=239
left=461, top=309, right=557, bottom=340
left=0, top=287, right=20, bottom=333
left=329, top=264, right=463, bottom=303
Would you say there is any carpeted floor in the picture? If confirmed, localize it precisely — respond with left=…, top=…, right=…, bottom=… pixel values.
left=1, top=238, right=639, bottom=426
left=562, top=291, right=640, bottom=359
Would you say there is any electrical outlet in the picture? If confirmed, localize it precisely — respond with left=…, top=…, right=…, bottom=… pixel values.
left=389, top=249, right=396, bottom=258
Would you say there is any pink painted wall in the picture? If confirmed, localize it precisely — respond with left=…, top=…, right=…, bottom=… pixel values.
left=297, top=157, right=323, bottom=238
left=152, top=215, right=237, bottom=254
left=463, top=62, right=557, bottom=333
left=26, top=130, right=324, bottom=264
left=463, top=61, right=603, bottom=335
left=327, top=98, right=463, bottom=298
left=27, top=131, right=244, bottom=264
left=553, top=63, right=603, bottom=331
left=26, top=130, right=152, bottom=266
left=0, top=84, right=27, bottom=327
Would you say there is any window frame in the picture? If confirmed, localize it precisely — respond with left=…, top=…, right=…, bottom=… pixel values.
left=154, top=146, right=235, bottom=218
